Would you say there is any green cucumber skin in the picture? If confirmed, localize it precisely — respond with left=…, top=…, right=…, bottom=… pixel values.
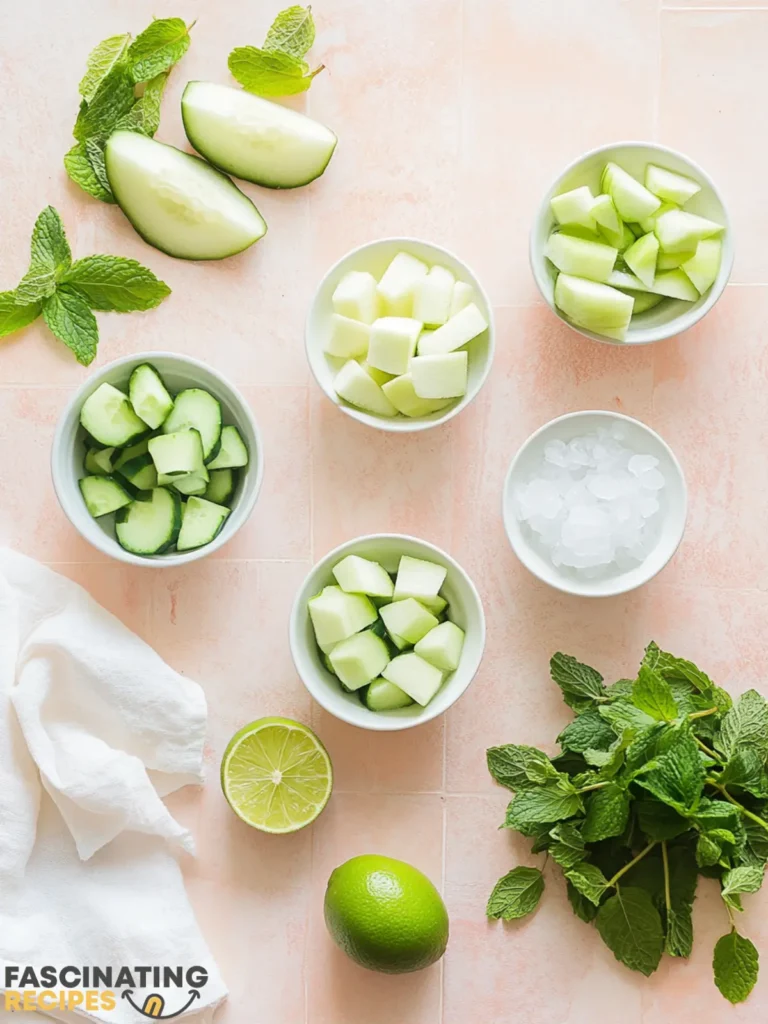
left=114, top=488, right=182, bottom=555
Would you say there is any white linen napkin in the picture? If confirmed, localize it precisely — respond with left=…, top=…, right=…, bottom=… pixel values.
left=0, top=548, right=227, bottom=1022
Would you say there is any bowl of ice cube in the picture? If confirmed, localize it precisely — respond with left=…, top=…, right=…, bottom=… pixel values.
left=306, top=238, right=494, bottom=430
left=502, top=410, right=687, bottom=597
left=531, top=142, right=733, bottom=345
left=289, top=534, right=486, bottom=729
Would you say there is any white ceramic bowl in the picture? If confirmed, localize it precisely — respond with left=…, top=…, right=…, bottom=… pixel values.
left=305, top=237, right=495, bottom=431
left=51, top=352, right=264, bottom=567
left=289, top=534, right=486, bottom=730
left=530, top=141, right=733, bottom=345
left=502, top=410, right=687, bottom=597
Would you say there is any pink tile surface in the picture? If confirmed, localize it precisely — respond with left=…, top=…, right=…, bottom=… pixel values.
left=2, top=2, right=768, bottom=1023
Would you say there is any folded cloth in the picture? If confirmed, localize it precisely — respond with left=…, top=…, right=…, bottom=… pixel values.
left=0, top=549, right=227, bottom=1022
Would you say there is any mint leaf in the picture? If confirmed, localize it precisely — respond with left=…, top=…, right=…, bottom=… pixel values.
left=62, top=255, right=170, bottom=312
left=581, top=785, right=630, bottom=843
left=114, top=72, right=168, bottom=136
left=486, top=866, right=544, bottom=921
left=721, top=865, right=764, bottom=911
left=632, top=665, right=678, bottom=722
left=642, top=642, right=715, bottom=696
left=635, top=799, right=689, bottom=841
left=549, top=822, right=586, bottom=870
left=16, top=207, right=72, bottom=303
left=665, top=846, right=698, bottom=957
left=713, top=930, right=759, bottom=1003
left=718, top=748, right=768, bottom=799
left=716, top=690, right=768, bottom=760
left=599, top=700, right=657, bottom=736
left=504, top=780, right=582, bottom=829
left=596, top=887, right=664, bottom=976
left=0, top=291, right=41, bottom=337
left=228, top=45, right=323, bottom=97
left=73, top=65, right=135, bottom=141
left=84, top=138, right=113, bottom=200
left=636, top=731, right=705, bottom=814
left=79, top=33, right=131, bottom=103
left=742, top=819, right=768, bottom=867
left=64, top=143, right=114, bottom=203
left=126, top=18, right=192, bottom=84
left=486, top=744, right=559, bottom=792
left=558, top=707, right=616, bottom=753
left=567, top=879, right=598, bottom=922
left=42, top=286, right=99, bottom=365
left=264, top=5, right=316, bottom=58
left=565, top=863, right=608, bottom=906
left=697, top=833, right=724, bottom=868
left=550, top=653, right=606, bottom=713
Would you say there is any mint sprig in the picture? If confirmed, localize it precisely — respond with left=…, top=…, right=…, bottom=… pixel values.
left=228, top=5, right=324, bottom=97
left=2, top=207, right=170, bottom=365
left=487, top=643, right=768, bottom=1004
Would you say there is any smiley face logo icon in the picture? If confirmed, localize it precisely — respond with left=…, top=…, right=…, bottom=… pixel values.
left=121, top=989, right=201, bottom=1019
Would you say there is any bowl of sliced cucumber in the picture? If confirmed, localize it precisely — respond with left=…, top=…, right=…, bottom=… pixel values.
left=306, top=238, right=494, bottom=430
left=51, top=353, right=263, bottom=566
left=289, top=534, right=486, bottom=730
left=531, top=141, right=733, bottom=345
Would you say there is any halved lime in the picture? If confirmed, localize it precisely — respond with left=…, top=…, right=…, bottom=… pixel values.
left=220, top=717, right=333, bottom=833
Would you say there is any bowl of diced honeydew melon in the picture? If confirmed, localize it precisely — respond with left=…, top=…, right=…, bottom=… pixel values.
left=51, top=353, right=263, bottom=565
left=530, top=142, right=733, bottom=344
left=289, top=535, right=486, bottom=730
left=305, top=238, right=495, bottom=430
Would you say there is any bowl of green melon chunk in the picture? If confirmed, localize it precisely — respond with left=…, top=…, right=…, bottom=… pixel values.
left=531, top=141, right=733, bottom=345
left=289, top=535, right=486, bottom=730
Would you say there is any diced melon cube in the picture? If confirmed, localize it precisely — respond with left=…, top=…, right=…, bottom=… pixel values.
left=645, top=164, right=701, bottom=206
left=600, top=222, right=635, bottom=251
left=325, top=314, right=371, bottom=359
left=651, top=268, right=699, bottom=301
left=379, top=598, right=439, bottom=644
left=411, top=351, right=468, bottom=399
left=590, top=194, right=622, bottom=236
left=382, top=653, right=444, bottom=706
left=367, top=317, right=422, bottom=375
left=624, top=232, right=659, bottom=289
left=308, top=585, right=377, bottom=652
left=624, top=290, right=664, bottom=315
left=550, top=186, right=596, bottom=230
left=415, top=594, right=447, bottom=616
left=654, top=210, right=723, bottom=253
left=554, top=274, right=634, bottom=340
left=607, top=269, right=652, bottom=293
left=332, top=271, right=380, bottom=324
left=638, top=201, right=677, bottom=236
left=545, top=232, right=618, bottom=283
left=332, top=554, right=394, bottom=598
left=449, top=280, right=474, bottom=317
left=334, top=360, right=398, bottom=417
left=602, top=162, right=661, bottom=222
left=417, top=303, right=487, bottom=356
left=376, top=252, right=428, bottom=316
left=657, top=250, right=696, bottom=271
left=360, top=361, right=395, bottom=386
left=394, top=554, right=447, bottom=602
left=329, top=630, right=390, bottom=689
left=681, top=238, right=722, bottom=295
left=412, top=265, right=455, bottom=327
left=388, top=630, right=411, bottom=651
left=414, top=621, right=465, bottom=673
left=381, top=373, right=452, bottom=418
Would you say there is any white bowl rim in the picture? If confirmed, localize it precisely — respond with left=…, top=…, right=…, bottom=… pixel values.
left=305, top=235, right=496, bottom=432
left=529, top=139, right=734, bottom=346
left=289, top=532, right=487, bottom=730
left=50, top=350, right=265, bottom=568
left=502, top=409, right=688, bottom=598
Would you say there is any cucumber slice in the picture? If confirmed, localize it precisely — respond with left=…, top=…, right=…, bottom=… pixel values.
left=607, top=269, right=653, bottom=293
left=332, top=271, right=380, bottom=325
left=623, top=232, right=659, bottom=288
left=416, top=303, right=488, bottom=356
left=602, top=163, right=661, bottom=222
left=162, top=389, right=222, bottom=463
left=84, top=446, right=116, bottom=476
left=328, top=631, right=390, bottom=690
left=203, top=468, right=236, bottom=506
left=394, top=556, right=447, bottom=603
left=657, top=250, right=696, bottom=271
left=681, top=238, right=722, bottom=294
left=412, top=266, right=455, bottom=327
left=149, top=429, right=205, bottom=477
left=334, top=359, right=398, bottom=417
left=80, top=382, right=147, bottom=447
left=554, top=274, right=634, bottom=340
left=379, top=599, right=439, bottom=645
left=325, top=314, right=370, bottom=359
left=414, top=621, right=465, bottom=673
left=381, top=653, right=443, bottom=707
left=332, top=555, right=394, bottom=598
left=623, top=291, right=665, bottom=315
left=654, top=210, right=724, bottom=253
left=205, top=425, right=249, bottom=470
left=128, top=364, right=174, bottom=430
left=651, top=269, right=699, bottom=301
left=117, top=452, right=158, bottom=491
left=645, top=164, right=701, bottom=206
left=550, top=186, right=596, bottom=229
left=381, top=373, right=451, bottom=418
left=79, top=475, right=132, bottom=517
left=545, top=232, right=618, bottom=283
left=177, top=495, right=230, bottom=551
left=410, top=352, right=468, bottom=400
left=115, top=487, right=182, bottom=555
left=173, top=472, right=209, bottom=496
left=449, top=281, right=474, bottom=317
left=367, top=317, right=422, bottom=376
left=181, top=81, right=337, bottom=189
left=308, top=586, right=378, bottom=652
left=364, top=678, right=414, bottom=712
left=105, top=130, right=267, bottom=261
left=376, top=252, right=428, bottom=317
left=113, top=437, right=152, bottom=468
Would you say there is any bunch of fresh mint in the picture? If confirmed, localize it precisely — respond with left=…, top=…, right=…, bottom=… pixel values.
left=65, top=17, right=194, bottom=203
left=0, top=207, right=170, bottom=364
left=487, top=644, right=768, bottom=1004
left=228, top=5, right=324, bottom=97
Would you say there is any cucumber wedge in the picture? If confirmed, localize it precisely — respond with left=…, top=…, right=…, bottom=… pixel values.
left=129, top=364, right=173, bottom=429
left=162, top=389, right=223, bottom=463
left=177, top=496, right=230, bottom=551
left=79, top=475, right=132, bottom=517
left=80, top=383, right=147, bottom=447
left=181, top=81, right=337, bottom=190
left=105, top=130, right=267, bottom=260
left=206, top=425, right=249, bottom=470
left=364, top=678, right=415, bottom=711
left=203, top=468, right=236, bottom=505
left=84, top=447, right=116, bottom=476
left=115, top=487, right=182, bottom=555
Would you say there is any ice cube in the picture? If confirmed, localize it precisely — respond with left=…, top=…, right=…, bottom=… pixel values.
left=628, top=453, right=660, bottom=477
left=640, top=468, right=665, bottom=491
left=587, top=474, right=621, bottom=501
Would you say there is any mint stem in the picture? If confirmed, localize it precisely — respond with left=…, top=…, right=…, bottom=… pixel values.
left=661, top=840, right=672, bottom=915
left=708, top=780, right=768, bottom=835
left=695, top=736, right=723, bottom=762
left=688, top=707, right=719, bottom=721
left=606, top=840, right=657, bottom=889
left=577, top=781, right=611, bottom=794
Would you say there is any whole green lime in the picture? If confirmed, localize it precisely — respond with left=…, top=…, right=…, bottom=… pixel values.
left=324, top=854, right=449, bottom=973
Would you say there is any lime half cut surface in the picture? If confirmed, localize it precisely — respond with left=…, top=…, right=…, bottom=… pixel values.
left=221, top=717, right=333, bottom=833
